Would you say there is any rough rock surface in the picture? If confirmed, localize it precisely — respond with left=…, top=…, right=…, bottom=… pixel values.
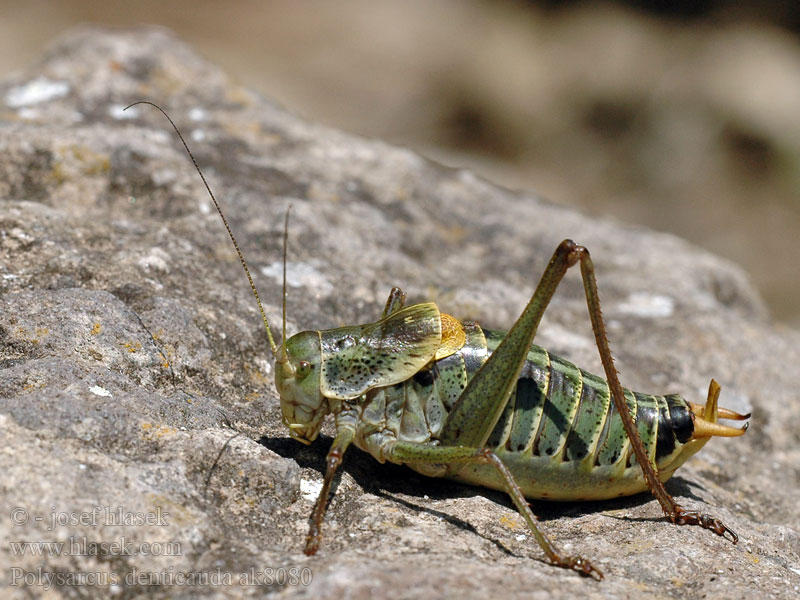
left=1, top=26, right=798, bottom=599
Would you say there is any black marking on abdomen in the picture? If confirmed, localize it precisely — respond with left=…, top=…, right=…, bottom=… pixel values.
left=666, top=394, right=693, bottom=443
left=627, top=393, right=658, bottom=468
left=655, top=402, right=675, bottom=459
left=507, top=376, right=545, bottom=452
left=503, top=356, right=548, bottom=453
left=532, top=359, right=577, bottom=457
left=563, top=378, right=595, bottom=462
left=413, top=367, right=436, bottom=387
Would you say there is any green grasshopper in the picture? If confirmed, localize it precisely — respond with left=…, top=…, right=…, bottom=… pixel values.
left=129, top=102, right=749, bottom=580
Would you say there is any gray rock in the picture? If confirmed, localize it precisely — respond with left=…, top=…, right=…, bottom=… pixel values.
left=1, top=25, right=798, bottom=599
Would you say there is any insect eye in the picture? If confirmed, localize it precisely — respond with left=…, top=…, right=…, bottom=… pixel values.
left=296, top=360, right=312, bottom=379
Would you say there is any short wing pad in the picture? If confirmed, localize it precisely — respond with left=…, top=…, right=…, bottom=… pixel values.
left=319, top=303, right=443, bottom=399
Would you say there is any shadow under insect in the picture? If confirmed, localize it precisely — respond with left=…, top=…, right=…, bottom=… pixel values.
left=259, top=433, right=712, bottom=556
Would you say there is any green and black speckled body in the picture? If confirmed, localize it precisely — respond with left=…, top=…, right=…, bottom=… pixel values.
left=350, top=321, right=705, bottom=501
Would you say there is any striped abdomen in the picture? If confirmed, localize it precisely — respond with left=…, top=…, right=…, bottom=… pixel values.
left=482, top=329, right=693, bottom=468
left=355, top=321, right=708, bottom=500
left=449, top=327, right=706, bottom=500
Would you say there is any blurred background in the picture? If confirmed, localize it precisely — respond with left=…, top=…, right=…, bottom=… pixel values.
left=2, top=0, right=799, bottom=325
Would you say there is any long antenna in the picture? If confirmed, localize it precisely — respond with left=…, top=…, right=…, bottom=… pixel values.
left=124, top=101, right=280, bottom=359
left=281, top=205, right=291, bottom=363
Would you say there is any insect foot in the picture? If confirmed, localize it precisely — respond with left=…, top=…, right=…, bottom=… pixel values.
left=670, top=507, right=739, bottom=544
left=553, top=555, right=604, bottom=581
